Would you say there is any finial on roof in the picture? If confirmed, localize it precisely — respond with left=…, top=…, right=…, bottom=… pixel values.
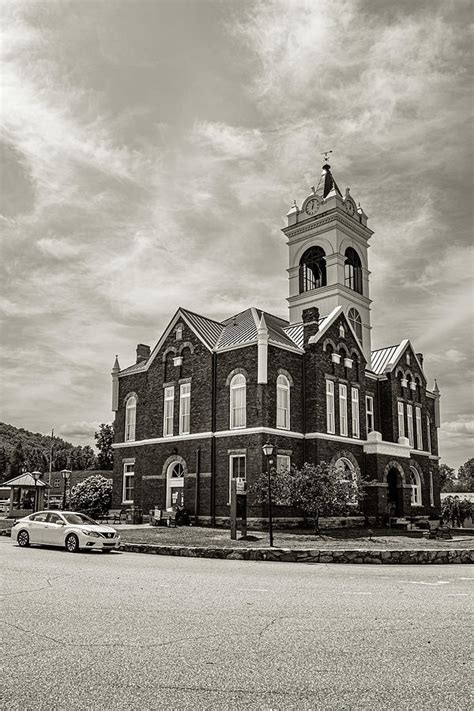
left=112, top=355, right=120, bottom=373
left=433, top=378, right=440, bottom=394
left=321, top=149, right=333, bottom=166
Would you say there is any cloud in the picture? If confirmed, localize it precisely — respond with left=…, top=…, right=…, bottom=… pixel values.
left=58, top=422, right=100, bottom=440
left=441, top=419, right=474, bottom=437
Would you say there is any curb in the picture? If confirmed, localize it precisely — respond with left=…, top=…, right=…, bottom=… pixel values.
left=120, top=543, right=474, bottom=564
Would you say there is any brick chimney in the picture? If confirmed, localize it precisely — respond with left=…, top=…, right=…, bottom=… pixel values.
left=136, top=344, right=151, bottom=363
left=302, top=307, right=320, bottom=349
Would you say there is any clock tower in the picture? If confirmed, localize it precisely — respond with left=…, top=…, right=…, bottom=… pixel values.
left=282, top=161, right=373, bottom=363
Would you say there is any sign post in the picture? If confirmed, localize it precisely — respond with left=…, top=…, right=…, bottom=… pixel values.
left=230, top=478, right=247, bottom=539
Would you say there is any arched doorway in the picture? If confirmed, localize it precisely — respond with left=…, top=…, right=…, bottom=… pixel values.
left=166, top=462, right=185, bottom=508
left=387, top=468, right=403, bottom=516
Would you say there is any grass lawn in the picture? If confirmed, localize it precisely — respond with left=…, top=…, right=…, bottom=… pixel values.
left=119, top=525, right=474, bottom=550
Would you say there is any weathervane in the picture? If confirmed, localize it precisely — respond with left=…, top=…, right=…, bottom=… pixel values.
left=321, top=149, right=333, bottom=163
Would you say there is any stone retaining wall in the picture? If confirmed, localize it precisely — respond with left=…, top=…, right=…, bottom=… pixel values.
left=120, top=543, right=473, bottom=564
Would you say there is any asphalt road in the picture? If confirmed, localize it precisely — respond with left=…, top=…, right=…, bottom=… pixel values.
left=1, top=539, right=472, bottom=711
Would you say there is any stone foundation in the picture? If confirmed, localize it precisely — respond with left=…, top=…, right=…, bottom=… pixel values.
left=120, top=543, right=473, bottom=564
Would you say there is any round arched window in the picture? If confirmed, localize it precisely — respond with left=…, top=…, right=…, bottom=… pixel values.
left=348, top=308, right=362, bottom=343
left=344, top=248, right=363, bottom=294
left=169, top=462, right=184, bottom=478
left=299, top=247, right=327, bottom=292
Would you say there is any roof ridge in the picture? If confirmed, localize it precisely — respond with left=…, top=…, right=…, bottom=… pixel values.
left=371, top=343, right=400, bottom=353
left=179, top=306, right=224, bottom=326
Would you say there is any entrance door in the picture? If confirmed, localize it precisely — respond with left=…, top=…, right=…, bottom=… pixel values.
left=387, top=469, right=403, bottom=516
left=166, top=462, right=185, bottom=508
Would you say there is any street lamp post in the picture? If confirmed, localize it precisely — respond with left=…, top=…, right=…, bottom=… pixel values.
left=262, top=442, right=276, bottom=547
left=61, top=469, right=72, bottom=510
left=32, top=471, right=42, bottom=513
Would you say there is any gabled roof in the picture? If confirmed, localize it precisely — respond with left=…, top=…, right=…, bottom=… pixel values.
left=181, top=308, right=224, bottom=349
left=370, top=339, right=425, bottom=380
left=118, top=306, right=304, bottom=376
left=3, top=473, right=49, bottom=488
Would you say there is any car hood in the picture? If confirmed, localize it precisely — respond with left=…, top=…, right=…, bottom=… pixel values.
left=74, top=524, right=118, bottom=534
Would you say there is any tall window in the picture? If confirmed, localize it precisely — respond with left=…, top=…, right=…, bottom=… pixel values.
left=366, top=395, right=374, bottom=433
left=339, top=384, right=348, bottom=436
left=351, top=387, right=360, bottom=438
left=409, top=467, right=422, bottom=506
left=163, top=386, right=174, bottom=437
left=276, top=374, right=290, bottom=429
left=348, top=308, right=363, bottom=343
left=229, top=454, right=246, bottom=502
left=179, top=383, right=191, bottom=435
left=276, top=455, right=291, bottom=473
left=123, top=461, right=134, bottom=503
left=426, top=416, right=432, bottom=453
left=230, top=374, right=246, bottom=429
left=415, top=406, right=423, bottom=450
left=407, top=404, right=414, bottom=448
left=344, top=248, right=362, bottom=294
left=125, top=396, right=137, bottom=442
left=299, top=246, right=327, bottom=292
left=326, top=380, right=335, bottom=434
left=398, top=401, right=405, bottom=439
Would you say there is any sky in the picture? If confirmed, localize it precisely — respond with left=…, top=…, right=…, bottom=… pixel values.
left=1, top=0, right=472, bottom=469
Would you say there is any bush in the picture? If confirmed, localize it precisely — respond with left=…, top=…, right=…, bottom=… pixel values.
left=69, top=475, right=112, bottom=519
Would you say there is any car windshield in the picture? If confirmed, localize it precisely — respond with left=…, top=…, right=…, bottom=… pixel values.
left=62, top=513, right=99, bottom=525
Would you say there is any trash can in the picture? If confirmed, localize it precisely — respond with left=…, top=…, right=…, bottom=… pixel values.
left=129, top=507, right=143, bottom=525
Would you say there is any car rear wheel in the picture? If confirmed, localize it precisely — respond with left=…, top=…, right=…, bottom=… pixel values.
left=17, top=530, right=30, bottom=547
left=65, top=533, right=79, bottom=553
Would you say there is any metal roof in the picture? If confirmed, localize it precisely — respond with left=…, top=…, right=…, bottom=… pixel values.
left=181, top=308, right=224, bottom=349
left=3, top=473, right=49, bottom=488
left=217, top=308, right=259, bottom=349
left=370, top=345, right=400, bottom=375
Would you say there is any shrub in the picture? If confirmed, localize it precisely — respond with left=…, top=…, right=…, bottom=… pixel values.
left=69, top=475, right=112, bottom=519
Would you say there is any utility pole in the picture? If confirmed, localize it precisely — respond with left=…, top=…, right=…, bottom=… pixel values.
left=46, top=428, right=54, bottom=508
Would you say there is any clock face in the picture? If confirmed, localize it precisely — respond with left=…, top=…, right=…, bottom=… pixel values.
left=305, top=198, right=320, bottom=216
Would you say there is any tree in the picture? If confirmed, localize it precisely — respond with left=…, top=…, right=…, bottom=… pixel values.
left=457, top=458, right=474, bottom=492
left=69, top=475, right=113, bottom=518
left=441, top=495, right=473, bottom=527
left=94, top=423, right=114, bottom=470
left=439, top=463, right=456, bottom=492
left=10, top=442, right=26, bottom=477
left=0, top=447, right=8, bottom=483
left=251, top=461, right=361, bottom=533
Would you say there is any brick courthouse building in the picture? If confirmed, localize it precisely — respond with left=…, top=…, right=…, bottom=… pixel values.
left=111, top=162, right=441, bottom=524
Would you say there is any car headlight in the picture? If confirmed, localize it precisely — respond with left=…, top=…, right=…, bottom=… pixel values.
left=82, top=529, right=101, bottom=537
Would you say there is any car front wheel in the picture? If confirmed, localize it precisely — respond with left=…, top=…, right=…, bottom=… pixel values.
left=17, top=530, right=30, bottom=547
left=65, top=534, right=80, bottom=553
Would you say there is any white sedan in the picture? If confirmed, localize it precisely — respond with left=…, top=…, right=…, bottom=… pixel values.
left=12, top=510, right=121, bottom=553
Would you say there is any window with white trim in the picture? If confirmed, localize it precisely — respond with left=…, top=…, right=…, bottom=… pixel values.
left=125, top=395, right=136, bottom=442
left=229, top=454, right=246, bottom=502
left=415, top=406, right=423, bottom=450
left=398, top=401, right=405, bottom=439
left=426, top=416, right=432, bottom=453
left=276, top=374, right=290, bottom=429
left=230, top=374, right=246, bottom=429
left=175, top=324, right=183, bottom=341
left=163, top=386, right=174, bottom=437
left=326, top=380, right=335, bottom=434
left=179, top=383, right=191, bottom=435
left=339, top=384, right=348, bottom=436
left=366, top=395, right=374, bottom=433
left=407, top=404, right=414, bottom=448
left=351, top=387, right=360, bottom=438
left=123, top=461, right=134, bottom=503
left=276, top=455, right=291, bottom=473
left=409, top=467, right=422, bottom=506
